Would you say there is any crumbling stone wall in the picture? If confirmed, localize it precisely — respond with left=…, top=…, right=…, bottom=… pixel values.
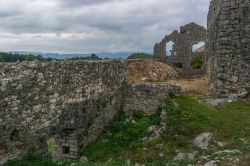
left=0, top=60, right=181, bottom=164
left=154, top=23, right=207, bottom=76
left=0, top=60, right=126, bottom=163
left=207, top=0, right=250, bottom=98
left=123, top=83, right=181, bottom=115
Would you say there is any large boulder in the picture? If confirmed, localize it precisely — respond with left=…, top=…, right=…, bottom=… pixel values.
left=193, top=133, right=213, bottom=150
left=79, top=156, right=88, bottom=163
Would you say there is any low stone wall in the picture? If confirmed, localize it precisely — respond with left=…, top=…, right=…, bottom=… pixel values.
left=0, top=60, right=181, bottom=164
left=123, top=83, right=181, bottom=115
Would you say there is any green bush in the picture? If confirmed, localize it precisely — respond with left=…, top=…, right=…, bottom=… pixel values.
left=191, top=55, right=203, bottom=69
left=127, top=53, right=154, bottom=59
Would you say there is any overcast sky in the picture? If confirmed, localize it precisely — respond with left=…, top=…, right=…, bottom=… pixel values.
left=0, top=0, right=210, bottom=54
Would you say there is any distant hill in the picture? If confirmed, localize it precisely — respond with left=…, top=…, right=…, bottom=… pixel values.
left=1, top=52, right=104, bottom=62
left=97, top=52, right=131, bottom=59
left=12, top=51, right=89, bottom=59
left=12, top=51, right=132, bottom=59
left=0, top=52, right=54, bottom=62
left=127, top=53, right=155, bottom=60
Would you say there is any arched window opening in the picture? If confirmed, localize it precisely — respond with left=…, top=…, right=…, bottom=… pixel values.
left=192, top=41, right=205, bottom=53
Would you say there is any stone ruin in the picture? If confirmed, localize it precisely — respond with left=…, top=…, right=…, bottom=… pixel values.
left=0, top=60, right=181, bottom=164
left=207, top=0, right=250, bottom=98
left=1, top=0, right=250, bottom=164
left=154, top=22, right=207, bottom=76
left=154, top=0, right=250, bottom=98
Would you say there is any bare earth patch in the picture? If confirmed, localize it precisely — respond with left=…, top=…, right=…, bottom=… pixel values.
left=168, top=75, right=211, bottom=96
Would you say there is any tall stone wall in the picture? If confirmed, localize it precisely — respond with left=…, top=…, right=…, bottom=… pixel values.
left=0, top=60, right=181, bottom=164
left=0, top=60, right=127, bottom=163
left=154, top=22, right=207, bottom=76
left=207, top=0, right=250, bottom=98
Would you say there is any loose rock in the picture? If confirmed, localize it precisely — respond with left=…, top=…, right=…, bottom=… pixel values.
left=193, top=133, right=213, bottom=150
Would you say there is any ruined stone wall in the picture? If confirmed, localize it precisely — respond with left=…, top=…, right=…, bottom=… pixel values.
left=0, top=60, right=127, bottom=163
left=0, top=60, right=181, bottom=163
left=123, top=83, right=181, bottom=115
left=154, top=23, right=207, bottom=76
left=207, top=0, right=250, bottom=97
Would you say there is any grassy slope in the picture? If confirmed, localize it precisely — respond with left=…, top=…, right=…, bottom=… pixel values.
left=4, top=93, right=250, bottom=166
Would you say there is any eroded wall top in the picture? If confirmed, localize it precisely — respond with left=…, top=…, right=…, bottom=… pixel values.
left=154, top=22, right=207, bottom=76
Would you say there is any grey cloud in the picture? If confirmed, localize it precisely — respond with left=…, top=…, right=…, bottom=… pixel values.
left=57, top=0, right=114, bottom=6
left=0, top=0, right=210, bottom=53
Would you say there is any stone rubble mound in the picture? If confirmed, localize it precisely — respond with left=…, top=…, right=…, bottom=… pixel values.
left=127, top=60, right=179, bottom=83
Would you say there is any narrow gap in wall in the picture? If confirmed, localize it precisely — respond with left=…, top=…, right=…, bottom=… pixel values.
left=192, top=41, right=205, bottom=69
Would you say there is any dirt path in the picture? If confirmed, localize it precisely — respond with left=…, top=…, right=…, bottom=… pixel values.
left=168, top=75, right=211, bottom=95
left=126, top=60, right=210, bottom=96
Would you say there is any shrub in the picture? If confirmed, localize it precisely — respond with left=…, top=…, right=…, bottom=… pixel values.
left=191, top=55, right=203, bottom=69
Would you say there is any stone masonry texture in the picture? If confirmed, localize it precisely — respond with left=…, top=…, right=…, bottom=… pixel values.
left=207, top=0, right=250, bottom=98
left=0, top=60, right=180, bottom=164
left=154, top=22, right=207, bottom=76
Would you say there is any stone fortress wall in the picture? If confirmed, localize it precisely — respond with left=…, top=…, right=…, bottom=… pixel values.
left=1, top=0, right=250, bottom=163
left=0, top=60, right=180, bottom=164
left=154, top=23, right=207, bottom=76
left=207, top=0, right=250, bottom=98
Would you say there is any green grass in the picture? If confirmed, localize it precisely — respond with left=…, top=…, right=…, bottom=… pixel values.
left=4, top=152, right=123, bottom=166
left=164, top=96, right=250, bottom=146
left=4, top=153, right=59, bottom=166
left=79, top=109, right=161, bottom=162
left=5, top=94, right=250, bottom=166
left=79, top=96, right=250, bottom=165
